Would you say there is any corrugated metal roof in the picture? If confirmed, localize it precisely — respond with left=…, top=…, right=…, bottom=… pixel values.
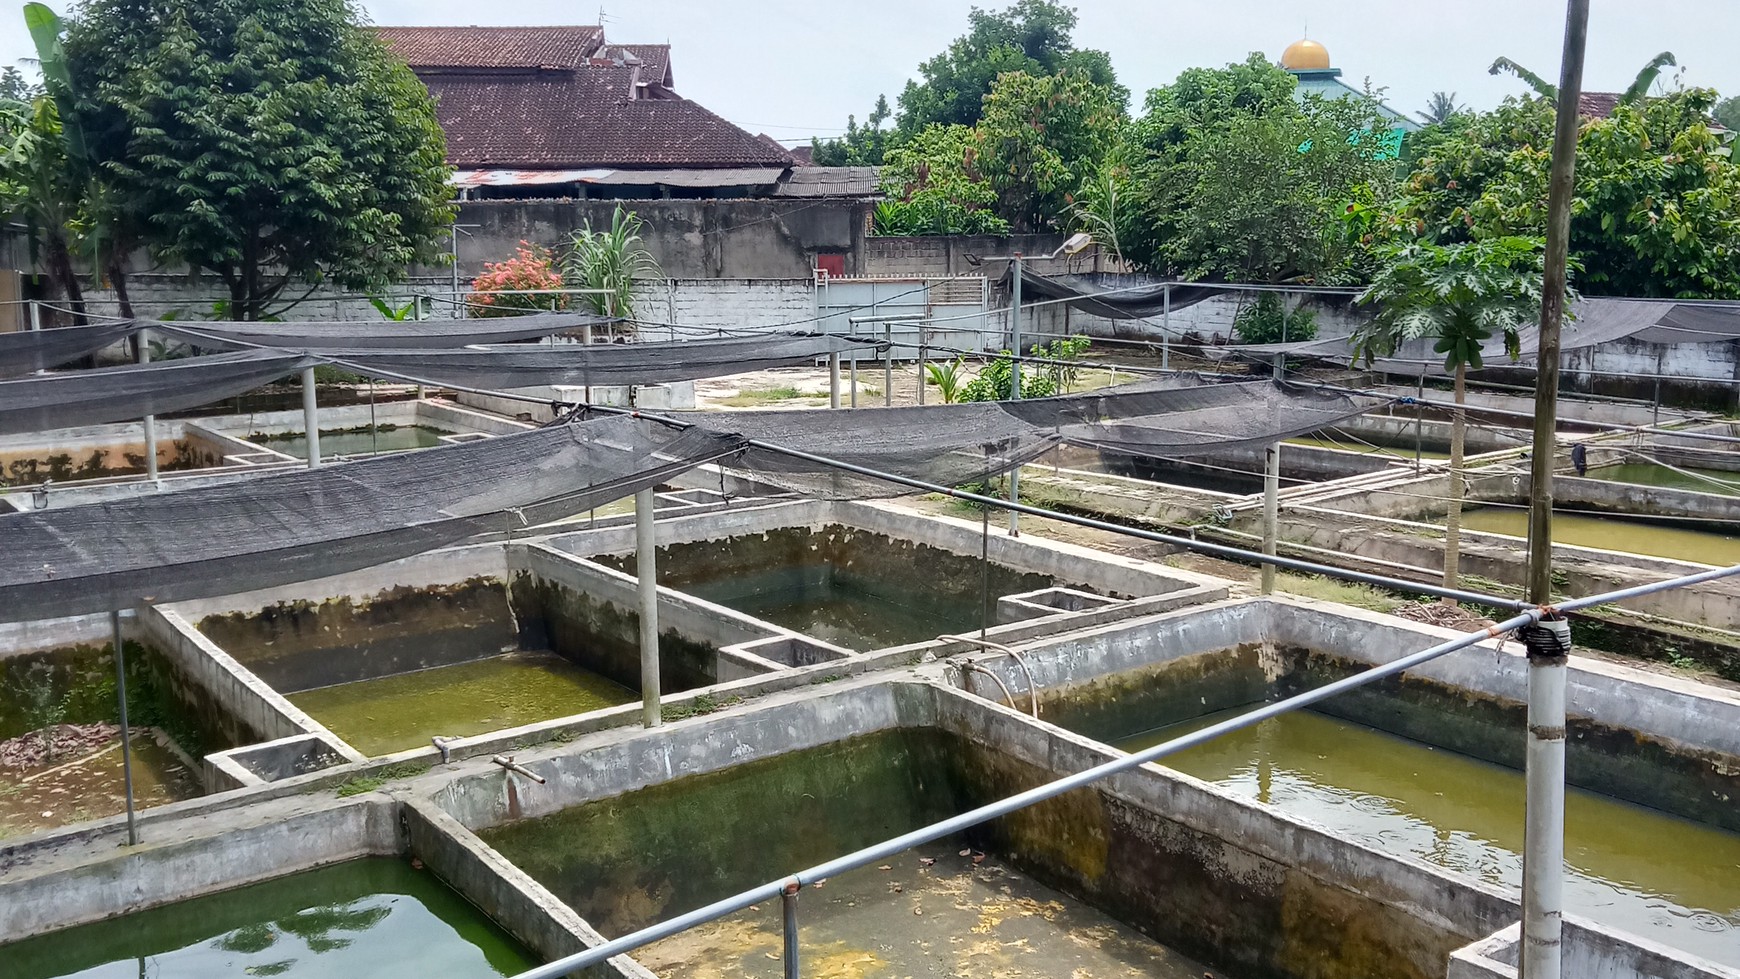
left=772, top=166, right=883, bottom=198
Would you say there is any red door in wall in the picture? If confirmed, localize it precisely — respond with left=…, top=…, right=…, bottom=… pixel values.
left=814, top=253, right=846, bottom=278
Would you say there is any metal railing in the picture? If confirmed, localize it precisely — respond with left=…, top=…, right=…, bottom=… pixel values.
left=507, top=562, right=1740, bottom=979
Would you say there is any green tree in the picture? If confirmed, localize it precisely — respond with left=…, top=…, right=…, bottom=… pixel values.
left=1489, top=51, right=1675, bottom=104
left=1394, top=89, right=1740, bottom=297
left=0, top=95, right=87, bottom=321
left=1716, top=95, right=1740, bottom=133
left=894, top=0, right=1124, bottom=137
left=0, top=66, right=41, bottom=107
left=1352, top=236, right=1551, bottom=599
left=1419, top=91, right=1465, bottom=126
left=811, top=95, right=891, bottom=167
left=63, top=0, right=456, bottom=321
left=974, top=68, right=1123, bottom=232
left=873, top=124, right=1009, bottom=235
left=1120, top=55, right=1397, bottom=283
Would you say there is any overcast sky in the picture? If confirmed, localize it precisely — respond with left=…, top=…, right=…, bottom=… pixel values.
left=9, top=1, right=1737, bottom=143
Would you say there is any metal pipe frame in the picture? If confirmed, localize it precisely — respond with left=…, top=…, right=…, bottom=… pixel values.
left=506, top=562, right=1740, bottom=979
left=109, top=609, right=138, bottom=846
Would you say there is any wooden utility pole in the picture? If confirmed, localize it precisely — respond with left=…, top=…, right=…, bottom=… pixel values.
left=1520, top=3, right=1588, bottom=978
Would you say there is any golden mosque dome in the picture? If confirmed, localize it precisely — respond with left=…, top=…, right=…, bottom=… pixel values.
left=1280, top=38, right=1331, bottom=71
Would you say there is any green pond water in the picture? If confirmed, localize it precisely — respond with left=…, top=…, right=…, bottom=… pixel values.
left=1459, top=506, right=1740, bottom=566
left=1590, top=462, right=1740, bottom=496
left=256, top=425, right=452, bottom=460
left=288, top=650, right=634, bottom=756
left=482, top=731, right=1213, bottom=978
left=680, top=569, right=978, bottom=650
left=1285, top=434, right=1454, bottom=462
left=1118, top=707, right=1740, bottom=966
left=2, top=858, right=538, bottom=979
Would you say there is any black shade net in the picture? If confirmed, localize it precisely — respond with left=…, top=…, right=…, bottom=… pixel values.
left=702, top=400, right=1062, bottom=499
left=0, top=322, right=137, bottom=378
left=150, top=312, right=613, bottom=350
left=0, top=351, right=316, bottom=436
left=1004, top=378, right=1387, bottom=456
left=334, top=333, right=876, bottom=389
left=689, top=377, right=1388, bottom=498
left=1208, top=297, right=1740, bottom=376
left=0, top=415, right=741, bottom=622
left=1002, top=269, right=1224, bottom=320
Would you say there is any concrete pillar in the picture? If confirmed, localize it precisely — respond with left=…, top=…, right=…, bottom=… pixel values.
left=300, top=367, right=321, bottom=468
left=636, top=489, right=662, bottom=728
left=829, top=353, right=841, bottom=409
left=138, top=329, right=158, bottom=482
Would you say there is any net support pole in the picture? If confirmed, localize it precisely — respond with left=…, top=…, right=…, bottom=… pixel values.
left=110, top=609, right=139, bottom=846
left=1414, top=364, right=1426, bottom=474
left=1261, top=441, right=1280, bottom=595
left=883, top=324, right=893, bottom=407
left=138, top=329, right=158, bottom=482
left=28, top=299, right=41, bottom=332
left=1521, top=3, right=1587, bottom=976
left=781, top=885, right=800, bottom=979
left=1008, top=254, right=1023, bottom=537
left=850, top=354, right=858, bottom=408
left=1161, top=285, right=1171, bottom=371
left=828, top=353, right=840, bottom=409
left=635, top=488, right=662, bottom=729
left=917, top=328, right=927, bottom=405
left=300, top=367, right=322, bottom=468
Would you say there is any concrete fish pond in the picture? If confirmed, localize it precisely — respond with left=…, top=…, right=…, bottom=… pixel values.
left=0, top=627, right=229, bottom=838
left=478, top=729, right=1215, bottom=979
left=3, top=858, right=537, bottom=979
left=960, top=598, right=1740, bottom=975
left=14, top=486, right=1740, bottom=979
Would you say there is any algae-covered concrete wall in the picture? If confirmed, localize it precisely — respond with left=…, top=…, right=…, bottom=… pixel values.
left=193, top=576, right=521, bottom=692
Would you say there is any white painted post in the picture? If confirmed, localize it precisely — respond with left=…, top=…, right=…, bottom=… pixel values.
left=1161, top=285, right=1171, bottom=371
left=850, top=354, right=858, bottom=407
left=1261, top=442, right=1280, bottom=595
left=300, top=367, right=322, bottom=468
left=28, top=299, right=42, bottom=332
left=1523, top=619, right=1571, bottom=979
left=138, top=329, right=158, bottom=482
left=636, top=488, right=662, bottom=728
left=829, top=353, right=841, bottom=409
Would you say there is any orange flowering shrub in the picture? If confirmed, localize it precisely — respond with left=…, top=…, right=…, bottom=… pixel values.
left=470, top=242, right=566, bottom=317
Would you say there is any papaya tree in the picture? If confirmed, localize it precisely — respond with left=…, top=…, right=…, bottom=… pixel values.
left=1353, top=236, right=1555, bottom=601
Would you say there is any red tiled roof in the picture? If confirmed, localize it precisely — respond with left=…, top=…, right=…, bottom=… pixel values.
left=378, top=26, right=603, bottom=69
left=1578, top=91, right=1622, bottom=119
left=424, top=71, right=792, bottom=169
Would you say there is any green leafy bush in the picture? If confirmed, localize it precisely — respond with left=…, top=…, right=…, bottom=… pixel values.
left=1232, top=293, right=1317, bottom=345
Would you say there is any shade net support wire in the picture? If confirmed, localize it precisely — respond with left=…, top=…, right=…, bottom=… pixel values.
left=506, top=558, right=1740, bottom=979
left=559, top=399, right=1527, bottom=611
left=0, top=416, right=746, bottom=622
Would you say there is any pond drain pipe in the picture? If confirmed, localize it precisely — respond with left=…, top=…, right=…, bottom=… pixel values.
left=491, top=755, right=546, bottom=784
left=938, top=635, right=1040, bottom=718
left=636, top=488, right=662, bottom=728
left=503, top=563, right=1740, bottom=979
left=109, top=609, right=138, bottom=846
